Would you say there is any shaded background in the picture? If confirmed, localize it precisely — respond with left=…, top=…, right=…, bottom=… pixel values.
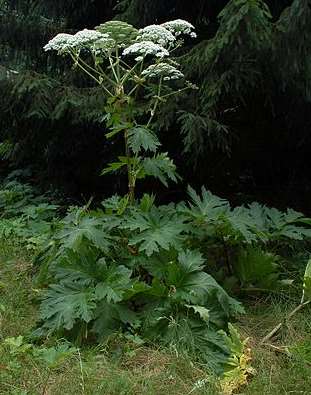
left=1, top=0, right=311, bottom=211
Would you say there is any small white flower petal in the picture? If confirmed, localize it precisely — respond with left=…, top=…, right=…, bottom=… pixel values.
left=123, top=41, right=169, bottom=59
left=137, top=25, right=175, bottom=48
left=142, top=62, right=184, bottom=80
left=161, top=19, right=196, bottom=38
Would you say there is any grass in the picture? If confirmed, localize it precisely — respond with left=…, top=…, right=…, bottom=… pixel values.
left=0, top=240, right=311, bottom=395
left=239, top=298, right=311, bottom=394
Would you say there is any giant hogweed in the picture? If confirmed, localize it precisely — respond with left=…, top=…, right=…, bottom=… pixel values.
left=180, top=186, right=311, bottom=245
left=34, top=195, right=245, bottom=373
left=34, top=186, right=311, bottom=371
left=40, top=18, right=311, bottom=374
left=44, top=20, right=197, bottom=203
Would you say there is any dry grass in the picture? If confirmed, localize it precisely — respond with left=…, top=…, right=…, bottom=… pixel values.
left=238, top=298, right=311, bottom=394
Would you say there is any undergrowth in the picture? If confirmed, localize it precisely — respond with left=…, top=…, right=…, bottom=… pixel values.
left=1, top=173, right=311, bottom=372
left=1, top=240, right=311, bottom=394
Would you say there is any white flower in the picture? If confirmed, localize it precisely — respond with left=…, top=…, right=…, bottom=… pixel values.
left=43, top=33, right=75, bottom=52
left=44, top=29, right=114, bottom=54
left=142, top=62, right=184, bottom=80
left=161, top=19, right=196, bottom=38
left=123, top=41, right=169, bottom=61
left=73, top=29, right=106, bottom=46
left=137, top=25, right=175, bottom=47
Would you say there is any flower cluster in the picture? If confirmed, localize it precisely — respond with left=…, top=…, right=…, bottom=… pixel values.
left=161, top=19, right=197, bottom=38
left=142, top=62, right=184, bottom=81
left=122, top=41, right=169, bottom=62
left=95, top=21, right=138, bottom=47
left=137, top=25, right=176, bottom=48
left=44, top=29, right=114, bottom=54
left=73, top=29, right=107, bottom=46
left=44, top=19, right=196, bottom=58
left=43, top=33, right=76, bottom=53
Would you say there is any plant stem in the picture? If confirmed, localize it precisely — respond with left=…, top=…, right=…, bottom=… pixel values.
left=124, top=128, right=135, bottom=204
left=146, top=77, right=163, bottom=128
left=260, top=300, right=310, bottom=344
left=79, top=54, right=115, bottom=85
left=108, top=55, right=119, bottom=82
left=160, top=86, right=192, bottom=99
left=70, top=55, right=113, bottom=97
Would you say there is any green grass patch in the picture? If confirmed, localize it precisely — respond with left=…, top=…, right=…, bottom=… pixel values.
left=0, top=240, right=311, bottom=395
left=239, top=298, right=311, bottom=394
left=0, top=240, right=219, bottom=395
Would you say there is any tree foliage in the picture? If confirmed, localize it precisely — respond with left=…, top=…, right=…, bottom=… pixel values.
left=1, top=0, right=311, bottom=202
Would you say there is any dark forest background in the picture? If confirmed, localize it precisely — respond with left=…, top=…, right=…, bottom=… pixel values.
left=1, top=0, right=311, bottom=211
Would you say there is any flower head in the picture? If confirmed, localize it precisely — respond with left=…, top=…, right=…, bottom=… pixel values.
left=96, top=21, right=138, bottom=47
left=142, top=62, right=184, bottom=81
left=123, top=41, right=169, bottom=61
left=44, top=29, right=114, bottom=54
left=137, top=25, right=175, bottom=48
left=73, top=29, right=106, bottom=46
left=161, top=19, right=196, bottom=38
left=43, top=33, right=75, bottom=53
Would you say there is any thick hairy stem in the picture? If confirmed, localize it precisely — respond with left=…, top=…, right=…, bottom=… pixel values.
left=124, top=129, right=135, bottom=204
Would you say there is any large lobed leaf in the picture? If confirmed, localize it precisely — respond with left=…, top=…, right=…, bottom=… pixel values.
left=128, top=126, right=161, bottom=154
left=122, top=206, right=188, bottom=256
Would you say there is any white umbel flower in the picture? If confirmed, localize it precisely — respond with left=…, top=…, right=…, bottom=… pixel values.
left=73, top=29, right=106, bottom=46
left=122, top=41, right=169, bottom=61
left=142, top=62, right=184, bottom=80
left=137, top=25, right=176, bottom=47
left=161, top=19, right=197, bottom=38
left=44, top=29, right=113, bottom=54
left=43, top=33, right=75, bottom=52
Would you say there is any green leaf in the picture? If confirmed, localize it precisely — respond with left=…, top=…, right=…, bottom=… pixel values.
left=186, top=304, right=210, bottom=322
left=222, top=323, right=245, bottom=357
left=94, top=262, right=133, bottom=303
left=144, top=249, right=244, bottom=319
left=53, top=248, right=101, bottom=285
left=142, top=305, right=230, bottom=374
left=122, top=206, right=187, bottom=256
left=4, top=336, right=32, bottom=355
left=219, top=324, right=254, bottom=394
left=92, top=301, right=139, bottom=341
left=226, top=207, right=258, bottom=243
left=142, top=153, right=179, bottom=186
left=178, top=249, right=205, bottom=273
left=139, top=193, right=155, bottom=212
left=57, top=216, right=112, bottom=252
left=40, top=283, right=96, bottom=331
left=235, top=247, right=283, bottom=289
left=101, top=156, right=140, bottom=176
left=101, top=161, right=127, bottom=175
left=34, top=343, right=77, bottom=369
left=303, top=259, right=311, bottom=301
left=263, top=206, right=311, bottom=241
left=183, top=186, right=229, bottom=222
left=128, top=127, right=161, bottom=154
left=105, top=121, right=133, bottom=139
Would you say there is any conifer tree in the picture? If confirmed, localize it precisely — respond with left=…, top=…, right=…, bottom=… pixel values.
left=1, top=0, right=311, bottom=204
